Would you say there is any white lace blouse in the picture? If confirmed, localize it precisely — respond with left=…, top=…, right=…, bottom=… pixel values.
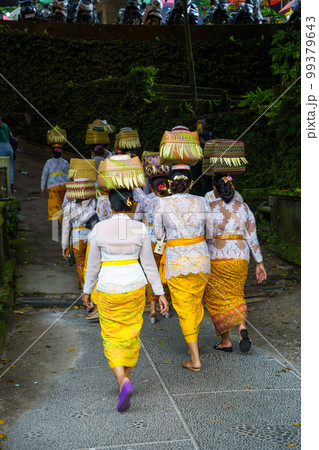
left=133, top=189, right=158, bottom=243
left=83, top=214, right=164, bottom=295
left=41, top=157, right=69, bottom=190
left=97, top=195, right=113, bottom=221
left=205, top=189, right=243, bottom=204
left=206, top=198, right=263, bottom=263
left=154, top=193, right=214, bottom=279
left=61, top=199, right=96, bottom=249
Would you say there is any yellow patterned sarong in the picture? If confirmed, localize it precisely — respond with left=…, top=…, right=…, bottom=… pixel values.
left=204, top=259, right=248, bottom=336
left=167, top=272, right=209, bottom=343
left=96, top=287, right=146, bottom=369
left=73, top=239, right=87, bottom=290
left=48, top=184, right=66, bottom=220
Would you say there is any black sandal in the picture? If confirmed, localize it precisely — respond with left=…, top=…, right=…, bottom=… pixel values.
left=239, top=329, right=251, bottom=353
left=213, top=344, right=233, bottom=353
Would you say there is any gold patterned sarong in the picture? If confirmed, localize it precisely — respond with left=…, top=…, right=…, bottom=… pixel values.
left=73, top=238, right=87, bottom=290
left=96, top=286, right=146, bottom=369
left=204, top=259, right=248, bottom=336
left=167, top=272, right=209, bottom=343
left=48, top=184, right=66, bottom=220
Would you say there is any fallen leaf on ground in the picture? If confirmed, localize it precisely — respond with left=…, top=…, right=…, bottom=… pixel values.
left=246, top=385, right=252, bottom=390
left=158, top=341, right=163, bottom=344
left=209, top=420, right=220, bottom=423
left=0, top=434, right=7, bottom=439
left=163, top=361, right=172, bottom=364
left=45, top=346, right=51, bottom=348
left=73, top=306, right=79, bottom=309
left=7, top=381, right=13, bottom=384
left=286, top=444, right=295, bottom=447
left=69, top=347, right=75, bottom=352
left=224, top=406, right=233, bottom=409
left=293, top=423, right=301, bottom=426
left=13, top=310, right=24, bottom=315
left=0, top=420, right=5, bottom=424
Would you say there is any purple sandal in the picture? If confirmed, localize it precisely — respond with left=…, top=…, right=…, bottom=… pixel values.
left=117, top=381, right=134, bottom=412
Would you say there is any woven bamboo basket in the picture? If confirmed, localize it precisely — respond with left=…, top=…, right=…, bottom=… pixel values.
left=47, top=126, right=67, bottom=145
left=116, top=130, right=141, bottom=150
left=202, top=140, right=248, bottom=175
left=159, top=131, right=202, bottom=166
left=68, top=159, right=97, bottom=181
left=98, top=156, right=146, bottom=190
left=85, top=120, right=110, bottom=145
left=66, top=180, right=96, bottom=200
left=142, top=152, right=171, bottom=178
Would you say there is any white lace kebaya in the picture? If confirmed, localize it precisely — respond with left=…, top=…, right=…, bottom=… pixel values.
left=83, top=214, right=164, bottom=295
left=154, top=193, right=214, bottom=279
left=133, top=188, right=158, bottom=243
left=206, top=198, right=263, bottom=263
left=205, top=189, right=243, bottom=204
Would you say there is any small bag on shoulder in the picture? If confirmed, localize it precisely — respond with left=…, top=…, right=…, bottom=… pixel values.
left=154, top=232, right=166, bottom=256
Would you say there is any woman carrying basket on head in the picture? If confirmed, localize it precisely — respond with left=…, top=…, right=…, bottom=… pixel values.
left=204, top=175, right=267, bottom=353
left=82, top=188, right=168, bottom=412
left=154, top=164, right=214, bottom=372
left=41, top=146, right=69, bottom=228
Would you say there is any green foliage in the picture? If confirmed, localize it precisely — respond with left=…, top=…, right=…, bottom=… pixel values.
left=6, top=200, right=20, bottom=237
left=237, top=27, right=301, bottom=190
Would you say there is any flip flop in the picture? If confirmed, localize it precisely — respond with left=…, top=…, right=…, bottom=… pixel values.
left=117, top=381, right=134, bottom=412
left=239, top=329, right=251, bottom=353
left=182, top=361, right=201, bottom=372
left=86, top=310, right=99, bottom=320
left=213, top=344, right=233, bottom=353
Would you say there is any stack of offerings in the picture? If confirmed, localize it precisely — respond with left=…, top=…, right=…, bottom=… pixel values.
left=159, top=130, right=202, bottom=166
left=68, top=159, right=97, bottom=181
left=142, top=152, right=170, bottom=178
left=202, top=139, right=248, bottom=175
left=114, top=128, right=141, bottom=153
left=85, top=120, right=111, bottom=145
left=98, top=155, right=146, bottom=190
left=66, top=178, right=96, bottom=200
left=47, top=126, right=67, bottom=147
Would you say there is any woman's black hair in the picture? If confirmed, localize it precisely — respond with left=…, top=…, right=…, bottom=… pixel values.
left=92, top=145, right=106, bottom=157
left=109, top=189, right=134, bottom=212
left=149, top=176, right=169, bottom=197
left=214, top=175, right=235, bottom=203
left=52, top=148, right=62, bottom=159
left=170, top=170, right=192, bottom=194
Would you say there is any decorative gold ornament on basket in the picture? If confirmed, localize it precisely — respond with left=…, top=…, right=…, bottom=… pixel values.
left=202, top=140, right=248, bottom=175
left=116, top=129, right=141, bottom=150
left=142, top=151, right=171, bottom=178
left=98, top=156, right=146, bottom=190
left=47, top=126, right=67, bottom=146
left=159, top=131, right=202, bottom=166
left=66, top=179, right=96, bottom=200
left=68, top=159, right=97, bottom=181
left=85, top=120, right=111, bottom=145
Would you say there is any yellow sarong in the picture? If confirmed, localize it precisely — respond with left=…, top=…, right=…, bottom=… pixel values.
left=167, top=272, right=209, bottom=343
left=72, top=238, right=87, bottom=290
left=96, top=286, right=146, bottom=369
left=47, top=184, right=66, bottom=220
left=204, top=259, right=248, bottom=336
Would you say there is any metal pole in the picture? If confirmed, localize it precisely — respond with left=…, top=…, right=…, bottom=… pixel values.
left=182, top=0, right=197, bottom=103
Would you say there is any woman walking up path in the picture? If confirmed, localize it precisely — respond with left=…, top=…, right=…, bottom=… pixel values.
left=82, top=189, right=169, bottom=412
left=41, top=146, right=69, bottom=227
left=204, top=175, right=267, bottom=353
left=154, top=165, right=214, bottom=372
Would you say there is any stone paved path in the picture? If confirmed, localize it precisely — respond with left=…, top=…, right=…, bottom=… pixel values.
left=1, top=307, right=301, bottom=450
